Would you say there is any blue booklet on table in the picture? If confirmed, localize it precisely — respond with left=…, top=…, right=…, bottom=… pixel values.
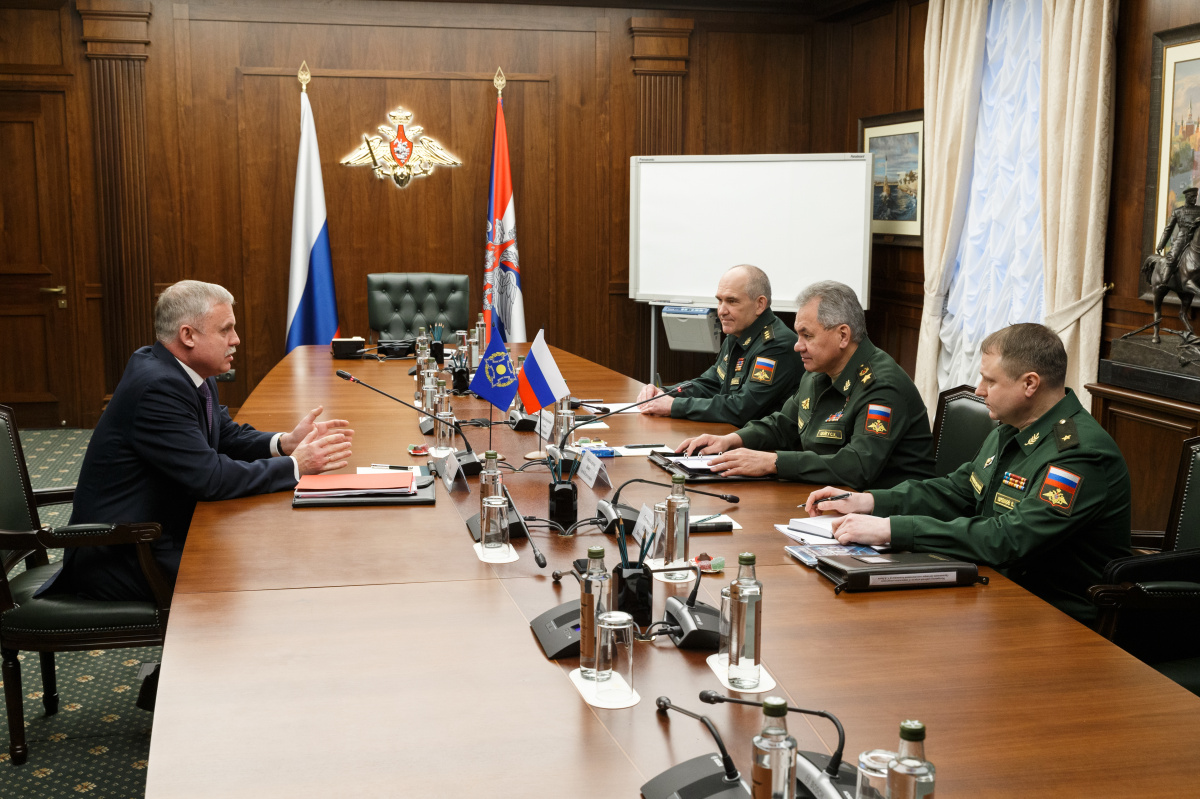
left=785, top=543, right=878, bottom=567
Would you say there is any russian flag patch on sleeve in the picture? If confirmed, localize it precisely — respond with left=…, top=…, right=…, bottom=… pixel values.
left=1038, top=465, right=1082, bottom=513
left=864, top=403, right=891, bottom=435
left=751, top=357, right=776, bottom=384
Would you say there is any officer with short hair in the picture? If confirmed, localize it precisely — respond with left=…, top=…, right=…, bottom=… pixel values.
left=806, top=323, right=1132, bottom=626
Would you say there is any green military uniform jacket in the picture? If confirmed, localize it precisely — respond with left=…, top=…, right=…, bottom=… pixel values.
left=734, top=336, right=933, bottom=489
left=871, top=389, right=1131, bottom=626
left=668, top=309, right=803, bottom=426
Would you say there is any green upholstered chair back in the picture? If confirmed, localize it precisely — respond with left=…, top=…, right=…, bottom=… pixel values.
left=0, top=405, right=40, bottom=571
left=367, top=273, right=470, bottom=342
left=930, top=385, right=998, bottom=478
left=1166, top=436, right=1200, bottom=552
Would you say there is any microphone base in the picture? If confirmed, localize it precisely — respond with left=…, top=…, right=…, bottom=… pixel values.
left=641, top=754, right=749, bottom=799
left=795, top=751, right=858, bottom=799
left=529, top=599, right=582, bottom=659
left=508, top=408, right=538, bottom=431
left=464, top=507, right=528, bottom=541
left=596, top=500, right=641, bottom=536
left=663, top=596, right=722, bottom=650
left=456, top=449, right=482, bottom=476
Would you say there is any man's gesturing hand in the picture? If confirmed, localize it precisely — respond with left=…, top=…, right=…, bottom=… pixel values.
left=280, top=406, right=354, bottom=456
left=291, top=426, right=354, bottom=475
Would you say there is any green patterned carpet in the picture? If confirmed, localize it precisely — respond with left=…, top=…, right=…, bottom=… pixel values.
left=1, top=429, right=159, bottom=798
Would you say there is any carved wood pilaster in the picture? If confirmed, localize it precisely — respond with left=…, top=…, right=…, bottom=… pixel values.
left=629, top=18, right=693, bottom=156
left=77, top=0, right=153, bottom=390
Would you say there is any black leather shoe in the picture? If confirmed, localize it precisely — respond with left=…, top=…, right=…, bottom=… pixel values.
left=136, top=663, right=160, bottom=712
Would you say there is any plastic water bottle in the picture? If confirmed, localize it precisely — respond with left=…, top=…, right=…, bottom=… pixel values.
left=480, top=450, right=503, bottom=501
left=751, top=696, right=796, bottom=799
left=728, top=552, right=763, bottom=689
left=416, top=325, right=429, bottom=360
left=887, top=720, right=935, bottom=799
left=579, top=546, right=612, bottom=681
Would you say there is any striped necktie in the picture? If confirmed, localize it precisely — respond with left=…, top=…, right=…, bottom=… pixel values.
left=197, top=381, right=213, bottom=432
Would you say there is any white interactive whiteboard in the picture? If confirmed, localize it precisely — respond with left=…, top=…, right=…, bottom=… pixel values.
left=629, top=154, right=874, bottom=311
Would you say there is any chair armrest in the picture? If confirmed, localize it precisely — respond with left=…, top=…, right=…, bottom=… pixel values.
left=36, top=522, right=161, bottom=549
left=33, top=485, right=75, bottom=507
left=1102, top=547, right=1200, bottom=584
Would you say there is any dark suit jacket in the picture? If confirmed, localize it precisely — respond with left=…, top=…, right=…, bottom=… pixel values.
left=46, top=342, right=298, bottom=601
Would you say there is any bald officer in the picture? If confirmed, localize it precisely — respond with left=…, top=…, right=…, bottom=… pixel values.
left=637, top=264, right=802, bottom=426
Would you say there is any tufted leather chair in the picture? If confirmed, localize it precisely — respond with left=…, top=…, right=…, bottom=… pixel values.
left=367, top=273, right=470, bottom=341
left=1089, top=436, right=1200, bottom=696
left=930, top=384, right=999, bottom=477
left=0, top=405, right=171, bottom=765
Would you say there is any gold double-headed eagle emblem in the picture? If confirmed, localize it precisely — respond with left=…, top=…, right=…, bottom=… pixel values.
left=341, top=106, right=461, bottom=188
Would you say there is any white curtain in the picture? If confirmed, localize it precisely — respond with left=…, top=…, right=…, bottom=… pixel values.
left=1040, top=0, right=1117, bottom=408
left=916, top=0, right=990, bottom=417
left=937, top=0, right=1045, bottom=391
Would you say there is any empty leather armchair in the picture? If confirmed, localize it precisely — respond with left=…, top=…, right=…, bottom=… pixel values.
left=367, top=272, right=470, bottom=341
left=930, top=384, right=999, bottom=477
left=0, top=405, right=171, bottom=765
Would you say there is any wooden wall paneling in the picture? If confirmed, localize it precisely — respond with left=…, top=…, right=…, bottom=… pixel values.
left=0, top=1, right=72, bottom=76
left=77, top=0, right=155, bottom=394
left=905, top=1, right=927, bottom=108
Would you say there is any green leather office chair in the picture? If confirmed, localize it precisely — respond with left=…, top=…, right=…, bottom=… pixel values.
left=930, top=384, right=999, bottom=477
left=1088, top=436, right=1200, bottom=696
left=0, top=405, right=171, bottom=765
left=367, top=272, right=470, bottom=341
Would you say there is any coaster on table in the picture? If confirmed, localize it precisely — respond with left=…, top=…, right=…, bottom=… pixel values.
left=568, top=668, right=641, bottom=709
left=473, top=542, right=519, bottom=563
left=705, top=653, right=777, bottom=694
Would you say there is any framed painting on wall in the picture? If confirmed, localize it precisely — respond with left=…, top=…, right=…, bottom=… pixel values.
left=858, top=110, right=923, bottom=248
left=1144, top=22, right=1200, bottom=298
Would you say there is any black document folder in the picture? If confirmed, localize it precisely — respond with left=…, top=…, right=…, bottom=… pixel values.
left=647, top=452, right=771, bottom=484
left=815, top=551, right=988, bottom=594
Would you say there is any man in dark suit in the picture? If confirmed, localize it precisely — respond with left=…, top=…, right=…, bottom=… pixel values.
left=43, top=280, right=353, bottom=603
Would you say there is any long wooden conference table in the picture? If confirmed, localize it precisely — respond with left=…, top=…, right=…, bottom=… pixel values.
left=146, top=347, right=1200, bottom=797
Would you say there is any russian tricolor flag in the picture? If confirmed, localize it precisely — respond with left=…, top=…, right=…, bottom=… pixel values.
left=286, top=91, right=339, bottom=353
left=867, top=404, right=892, bottom=421
left=1044, top=466, right=1080, bottom=495
left=516, top=330, right=569, bottom=414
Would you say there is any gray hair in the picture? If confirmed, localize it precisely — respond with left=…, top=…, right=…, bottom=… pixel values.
left=154, top=280, right=235, bottom=343
left=728, top=264, right=772, bottom=305
left=796, top=281, right=866, bottom=342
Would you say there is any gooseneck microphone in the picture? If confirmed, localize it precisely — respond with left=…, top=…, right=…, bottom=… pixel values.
left=555, top=381, right=696, bottom=451
left=596, top=477, right=739, bottom=536
left=336, top=369, right=481, bottom=475
left=655, top=697, right=741, bottom=785
left=503, top=484, right=546, bottom=569
left=698, top=690, right=856, bottom=799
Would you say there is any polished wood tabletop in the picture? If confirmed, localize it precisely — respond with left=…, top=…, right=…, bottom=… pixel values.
left=147, top=347, right=1200, bottom=797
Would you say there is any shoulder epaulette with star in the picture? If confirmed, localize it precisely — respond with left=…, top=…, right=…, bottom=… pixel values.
left=1054, top=417, right=1080, bottom=451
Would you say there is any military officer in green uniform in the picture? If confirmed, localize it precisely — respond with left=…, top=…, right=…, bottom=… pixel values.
left=678, top=281, right=933, bottom=490
left=806, top=323, right=1131, bottom=627
left=638, top=264, right=803, bottom=426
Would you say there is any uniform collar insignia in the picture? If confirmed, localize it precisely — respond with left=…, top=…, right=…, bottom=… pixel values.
left=1026, top=432, right=1040, bottom=446
left=843, top=379, right=851, bottom=392
left=801, top=397, right=811, bottom=410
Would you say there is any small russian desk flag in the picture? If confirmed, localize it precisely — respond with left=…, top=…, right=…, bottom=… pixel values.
left=516, top=330, right=569, bottom=414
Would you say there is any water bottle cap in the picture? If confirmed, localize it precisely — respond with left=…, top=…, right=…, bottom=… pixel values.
left=484, top=450, right=498, bottom=459
left=437, top=379, right=446, bottom=387
left=671, top=474, right=686, bottom=484
left=762, top=696, right=788, bottom=717
left=899, top=720, right=926, bottom=741
left=587, top=546, right=605, bottom=559
left=418, top=326, right=426, bottom=333
left=738, top=552, right=756, bottom=565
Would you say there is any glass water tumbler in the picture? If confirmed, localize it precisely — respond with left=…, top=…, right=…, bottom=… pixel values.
left=554, top=409, right=575, bottom=448
left=663, top=477, right=691, bottom=579
left=595, top=611, right=635, bottom=704
left=432, top=410, right=456, bottom=457
left=479, top=495, right=510, bottom=561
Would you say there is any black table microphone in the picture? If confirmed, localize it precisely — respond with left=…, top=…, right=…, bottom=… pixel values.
left=554, top=381, right=695, bottom=451
left=335, top=370, right=481, bottom=476
left=596, top=477, right=739, bottom=536
left=639, top=697, right=748, bottom=799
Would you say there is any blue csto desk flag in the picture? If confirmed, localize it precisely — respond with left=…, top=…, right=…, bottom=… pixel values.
left=286, top=91, right=340, bottom=353
left=469, top=323, right=519, bottom=411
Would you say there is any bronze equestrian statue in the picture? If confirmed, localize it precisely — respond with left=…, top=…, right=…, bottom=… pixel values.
left=1134, top=187, right=1200, bottom=344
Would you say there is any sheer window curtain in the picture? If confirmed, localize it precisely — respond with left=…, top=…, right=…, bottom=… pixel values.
left=938, top=0, right=1044, bottom=391
left=917, top=0, right=1116, bottom=414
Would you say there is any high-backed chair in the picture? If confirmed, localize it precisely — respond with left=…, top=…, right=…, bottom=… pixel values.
left=930, top=384, right=998, bottom=477
left=367, top=272, right=470, bottom=341
left=0, top=405, right=171, bottom=765
left=1088, top=436, right=1200, bottom=696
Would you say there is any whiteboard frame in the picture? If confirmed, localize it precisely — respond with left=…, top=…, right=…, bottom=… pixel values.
left=628, top=153, right=874, bottom=311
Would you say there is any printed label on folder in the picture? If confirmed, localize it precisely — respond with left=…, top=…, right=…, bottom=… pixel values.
left=869, top=571, right=957, bottom=586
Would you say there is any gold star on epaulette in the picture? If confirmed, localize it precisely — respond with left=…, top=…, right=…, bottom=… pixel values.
left=801, top=398, right=811, bottom=410
left=1026, top=432, right=1040, bottom=446
left=1061, top=434, right=1072, bottom=441
left=860, top=371, right=874, bottom=386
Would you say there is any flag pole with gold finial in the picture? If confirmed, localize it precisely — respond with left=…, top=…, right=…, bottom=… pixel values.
left=494, top=67, right=505, bottom=98
left=298, top=60, right=311, bottom=93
